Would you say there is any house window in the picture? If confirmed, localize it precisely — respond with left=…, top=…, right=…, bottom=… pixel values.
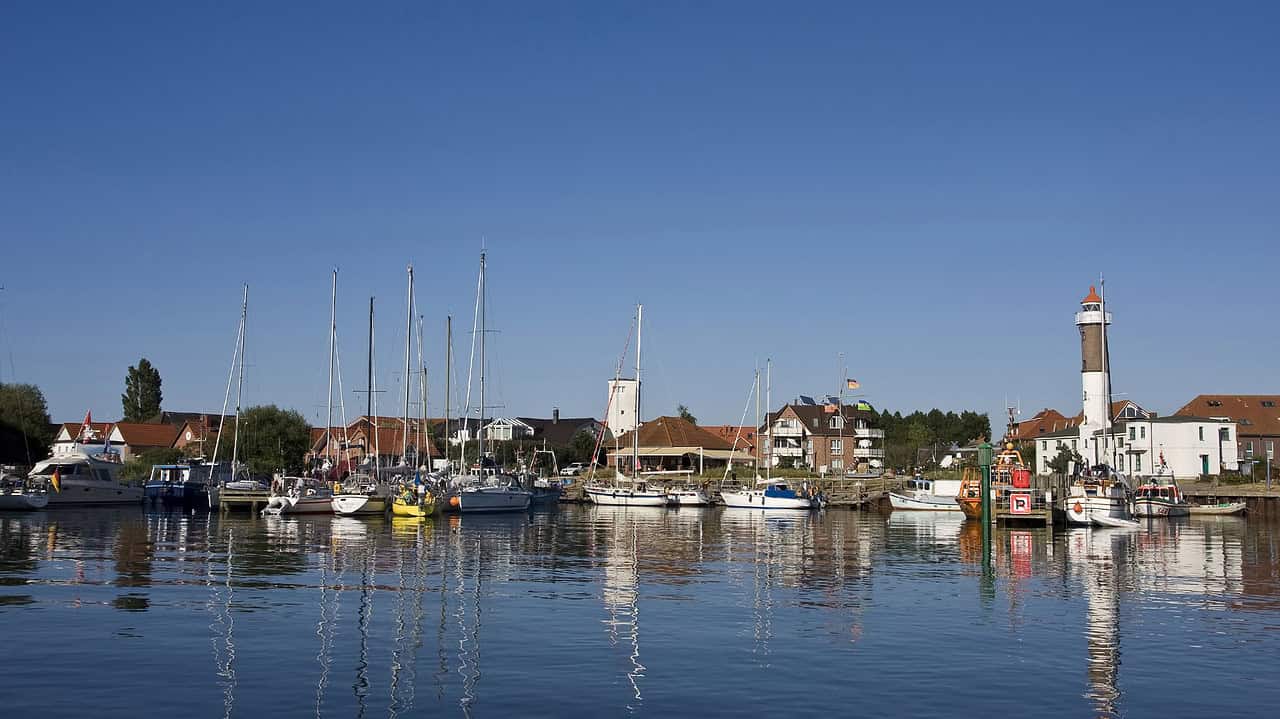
left=1071, top=439, right=1077, bottom=450
left=811, top=418, right=819, bottom=428
left=1267, top=440, right=1275, bottom=457
left=830, top=439, right=843, bottom=452
left=1198, top=426, right=1204, bottom=441
left=1262, top=401, right=1276, bottom=408
left=832, top=458, right=843, bottom=470
left=1135, top=455, right=1142, bottom=472
left=1246, top=442, right=1254, bottom=457
left=1208, top=400, right=1222, bottom=407
left=1220, top=427, right=1231, bottom=442
left=1118, top=455, right=1125, bottom=471
left=829, top=416, right=844, bottom=430
left=1041, top=441, right=1047, bottom=451
left=1129, top=427, right=1135, bottom=441
left=1140, top=426, right=1146, bottom=439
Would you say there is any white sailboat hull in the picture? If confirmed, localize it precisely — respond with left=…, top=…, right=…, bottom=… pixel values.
left=669, top=490, right=710, bottom=506
left=458, top=486, right=532, bottom=513
left=585, top=487, right=669, bottom=507
left=331, top=494, right=387, bottom=516
left=888, top=492, right=960, bottom=511
left=720, top=490, right=811, bottom=510
left=266, top=494, right=335, bottom=515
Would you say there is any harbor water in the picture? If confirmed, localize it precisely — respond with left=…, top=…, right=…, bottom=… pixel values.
left=2, top=506, right=1279, bottom=718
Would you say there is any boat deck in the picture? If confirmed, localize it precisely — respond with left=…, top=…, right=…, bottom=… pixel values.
left=219, top=488, right=272, bottom=512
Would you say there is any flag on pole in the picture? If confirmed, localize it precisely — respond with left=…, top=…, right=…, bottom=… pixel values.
left=846, top=379, right=859, bottom=390
left=50, top=467, right=62, bottom=493
left=78, top=409, right=93, bottom=442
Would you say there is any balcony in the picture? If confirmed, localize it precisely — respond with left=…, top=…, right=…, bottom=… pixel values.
left=772, top=425, right=804, bottom=437
left=853, top=448, right=886, bottom=459
left=851, top=428, right=885, bottom=439
left=771, top=446, right=803, bottom=457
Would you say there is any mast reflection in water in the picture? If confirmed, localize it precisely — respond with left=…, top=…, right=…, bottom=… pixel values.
left=1, top=507, right=1279, bottom=717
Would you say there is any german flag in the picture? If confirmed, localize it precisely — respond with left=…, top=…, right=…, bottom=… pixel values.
left=50, top=467, right=61, bottom=493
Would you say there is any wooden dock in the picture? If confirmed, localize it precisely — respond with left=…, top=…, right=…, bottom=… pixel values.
left=219, top=488, right=271, bottom=513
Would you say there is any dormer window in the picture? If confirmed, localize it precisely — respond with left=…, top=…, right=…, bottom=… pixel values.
left=829, top=416, right=844, bottom=430
left=1263, top=401, right=1276, bottom=408
left=1208, top=400, right=1222, bottom=407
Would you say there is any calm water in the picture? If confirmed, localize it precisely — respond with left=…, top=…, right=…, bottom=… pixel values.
left=2, top=506, right=1279, bottom=718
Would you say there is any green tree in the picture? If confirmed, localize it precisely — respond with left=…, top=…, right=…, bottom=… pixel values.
left=568, top=429, right=601, bottom=464
left=0, top=383, right=54, bottom=464
left=119, top=447, right=187, bottom=483
left=121, top=358, right=163, bottom=422
left=1047, top=445, right=1082, bottom=474
left=677, top=404, right=697, bottom=424
left=237, top=405, right=311, bottom=475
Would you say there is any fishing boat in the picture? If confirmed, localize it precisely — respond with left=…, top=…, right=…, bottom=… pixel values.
left=1063, top=464, right=1130, bottom=526
left=1189, top=501, right=1247, bottom=516
left=1132, top=480, right=1191, bottom=518
left=28, top=450, right=142, bottom=505
left=0, top=470, right=48, bottom=510
left=889, top=476, right=961, bottom=511
left=956, top=442, right=1031, bottom=520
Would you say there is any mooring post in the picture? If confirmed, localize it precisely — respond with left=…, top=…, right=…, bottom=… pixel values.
left=978, top=440, right=994, bottom=572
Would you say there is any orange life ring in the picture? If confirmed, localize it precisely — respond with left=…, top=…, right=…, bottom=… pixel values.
left=1073, top=502, right=1083, bottom=514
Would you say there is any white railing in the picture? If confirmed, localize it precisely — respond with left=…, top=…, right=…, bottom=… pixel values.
left=851, top=428, right=885, bottom=439
left=772, top=425, right=804, bottom=437
left=852, top=448, right=886, bottom=458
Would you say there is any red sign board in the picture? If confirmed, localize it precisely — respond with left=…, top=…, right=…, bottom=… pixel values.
left=1010, top=493, right=1032, bottom=514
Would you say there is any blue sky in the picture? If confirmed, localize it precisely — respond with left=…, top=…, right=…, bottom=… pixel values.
left=1, top=1, right=1277, bottom=435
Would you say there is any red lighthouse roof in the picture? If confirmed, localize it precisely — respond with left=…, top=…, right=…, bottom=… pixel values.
left=1082, top=286, right=1101, bottom=304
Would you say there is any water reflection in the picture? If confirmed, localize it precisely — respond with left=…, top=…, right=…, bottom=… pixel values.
left=1, top=507, right=1278, bottom=717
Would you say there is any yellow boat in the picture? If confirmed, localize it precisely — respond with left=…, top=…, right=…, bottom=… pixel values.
left=391, top=490, right=435, bottom=518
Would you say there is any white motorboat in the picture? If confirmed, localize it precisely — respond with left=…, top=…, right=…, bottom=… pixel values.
left=332, top=492, right=388, bottom=516
left=28, top=451, right=142, bottom=506
left=0, top=472, right=49, bottom=510
left=265, top=477, right=336, bottom=515
left=667, top=485, right=710, bottom=506
left=1189, top=502, right=1247, bottom=516
left=888, top=477, right=961, bottom=511
left=585, top=478, right=670, bottom=507
left=1063, top=465, right=1130, bottom=526
left=1091, top=513, right=1141, bottom=529
left=721, top=478, right=813, bottom=510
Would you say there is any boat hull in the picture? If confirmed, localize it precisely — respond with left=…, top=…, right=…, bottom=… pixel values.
left=888, top=492, right=960, bottom=511
left=670, top=491, right=710, bottom=506
left=1064, top=495, right=1128, bottom=526
left=720, top=490, right=812, bottom=510
left=1132, top=498, right=1190, bottom=518
left=958, top=498, right=983, bottom=520
left=391, top=497, right=435, bottom=517
left=144, top=482, right=213, bottom=510
left=585, top=487, right=669, bottom=507
left=457, top=487, right=531, bottom=513
left=331, top=494, right=387, bottom=516
left=46, top=482, right=144, bottom=506
left=1091, top=513, right=1141, bottom=528
left=0, top=493, right=49, bottom=510
left=1189, top=502, right=1247, bottom=515
left=266, top=494, right=336, bottom=515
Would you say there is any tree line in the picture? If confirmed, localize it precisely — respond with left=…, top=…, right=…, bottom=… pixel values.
left=871, top=408, right=992, bottom=470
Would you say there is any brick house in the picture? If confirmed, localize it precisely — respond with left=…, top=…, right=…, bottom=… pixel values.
left=761, top=403, right=884, bottom=473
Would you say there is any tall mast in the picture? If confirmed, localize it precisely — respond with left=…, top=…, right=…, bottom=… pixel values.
left=1100, top=274, right=1112, bottom=469
left=634, top=303, right=642, bottom=476
left=755, top=365, right=761, bottom=475
left=446, top=315, right=452, bottom=473
left=367, top=297, right=374, bottom=419
left=326, top=269, right=337, bottom=467
left=231, top=285, right=248, bottom=475
left=479, top=251, right=487, bottom=460
left=765, top=358, right=771, bottom=483
left=403, top=264, right=413, bottom=464
left=837, top=352, right=845, bottom=473
left=368, top=297, right=378, bottom=472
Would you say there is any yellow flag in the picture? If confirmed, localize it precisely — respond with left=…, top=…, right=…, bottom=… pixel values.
left=50, top=467, right=61, bottom=493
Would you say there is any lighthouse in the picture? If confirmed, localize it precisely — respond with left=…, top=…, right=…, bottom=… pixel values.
left=1076, top=285, right=1111, bottom=463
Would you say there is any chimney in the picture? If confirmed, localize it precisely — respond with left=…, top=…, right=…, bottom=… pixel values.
left=552, top=407, right=560, bottom=424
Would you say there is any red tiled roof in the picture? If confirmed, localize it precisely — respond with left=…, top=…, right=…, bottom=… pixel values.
left=55, top=421, right=114, bottom=441
left=614, top=417, right=733, bottom=450
left=111, top=422, right=180, bottom=448
left=706, top=425, right=757, bottom=450
left=1174, top=395, right=1280, bottom=438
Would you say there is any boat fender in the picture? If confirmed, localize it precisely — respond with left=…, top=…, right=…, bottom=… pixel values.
left=450, top=496, right=460, bottom=508
left=1073, top=502, right=1083, bottom=514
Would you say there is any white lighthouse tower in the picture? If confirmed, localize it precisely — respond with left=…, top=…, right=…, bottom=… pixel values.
left=1075, top=285, right=1111, bottom=464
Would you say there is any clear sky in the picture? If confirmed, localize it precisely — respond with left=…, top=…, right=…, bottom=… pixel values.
left=2, top=1, right=1277, bottom=435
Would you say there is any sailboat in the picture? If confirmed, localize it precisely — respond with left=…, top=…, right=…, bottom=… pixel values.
left=203, top=285, right=253, bottom=509
left=333, top=294, right=392, bottom=516
left=448, top=251, right=532, bottom=513
left=391, top=265, right=437, bottom=518
left=268, top=271, right=345, bottom=515
left=721, top=360, right=813, bottom=510
left=585, top=304, right=669, bottom=507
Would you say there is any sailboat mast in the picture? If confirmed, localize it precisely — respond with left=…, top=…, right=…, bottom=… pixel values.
left=326, top=270, right=337, bottom=467
left=634, top=303, right=642, bottom=477
left=837, top=352, right=845, bottom=473
left=1100, top=275, right=1113, bottom=469
left=755, top=366, right=761, bottom=473
left=403, top=264, right=413, bottom=463
left=367, top=297, right=374, bottom=419
left=765, top=358, right=771, bottom=483
left=446, top=315, right=452, bottom=473
left=231, top=285, right=248, bottom=474
left=479, top=251, right=487, bottom=461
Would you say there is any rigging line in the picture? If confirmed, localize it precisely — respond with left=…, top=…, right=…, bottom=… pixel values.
left=587, top=314, right=637, bottom=480
left=208, top=287, right=245, bottom=468
left=335, top=326, right=351, bottom=468
left=460, top=257, right=483, bottom=471
left=721, top=371, right=759, bottom=485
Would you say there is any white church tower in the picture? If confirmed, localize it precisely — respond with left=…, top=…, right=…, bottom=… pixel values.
left=1076, top=285, right=1111, bottom=464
